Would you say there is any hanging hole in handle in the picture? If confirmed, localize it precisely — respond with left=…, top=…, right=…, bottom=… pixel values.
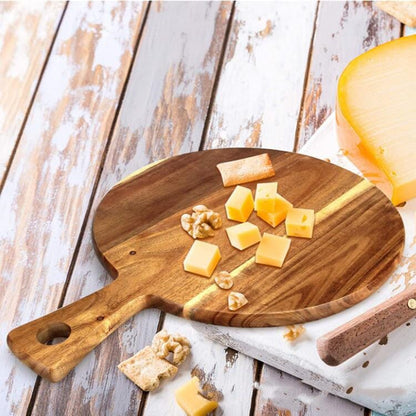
left=37, top=322, right=71, bottom=345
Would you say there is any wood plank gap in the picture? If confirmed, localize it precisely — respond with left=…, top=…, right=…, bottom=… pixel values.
left=137, top=390, right=150, bottom=416
left=292, top=0, right=320, bottom=153
left=136, top=310, right=166, bottom=416
left=156, top=311, right=166, bottom=332
left=0, top=2, right=68, bottom=193
left=248, top=360, right=264, bottom=416
left=199, top=1, right=236, bottom=151
left=25, top=376, right=42, bottom=416
left=23, top=4, right=151, bottom=412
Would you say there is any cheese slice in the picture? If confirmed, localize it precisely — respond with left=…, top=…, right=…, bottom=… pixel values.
left=336, top=35, right=416, bottom=205
left=175, top=376, right=218, bottom=416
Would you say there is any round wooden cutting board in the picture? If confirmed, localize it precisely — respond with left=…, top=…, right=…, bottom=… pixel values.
left=7, top=148, right=404, bottom=382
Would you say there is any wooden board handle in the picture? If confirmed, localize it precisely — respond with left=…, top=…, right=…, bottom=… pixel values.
left=7, top=279, right=153, bottom=382
left=317, top=285, right=416, bottom=366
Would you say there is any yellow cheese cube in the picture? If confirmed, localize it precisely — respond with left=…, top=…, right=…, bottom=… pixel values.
left=255, top=233, right=291, bottom=267
left=175, top=376, right=218, bottom=416
left=257, top=192, right=292, bottom=215
left=256, top=210, right=286, bottom=228
left=183, top=240, right=221, bottom=277
left=225, top=185, right=254, bottom=222
left=271, top=192, right=293, bottom=214
left=254, top=182, right=278, bottom=211
left=285, top=208, right=315, bottom=238
left=226, top=222, right=261, bottom=250
left=256, top=192, right=292, bottom=227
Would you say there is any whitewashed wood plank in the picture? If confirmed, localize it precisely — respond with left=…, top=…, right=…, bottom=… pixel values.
left=205, top=1, right=317, bottom=151
left=254, top=365, right=365, bottom=416
left=0, top=2, right=65, bottom=183
left=30, top=2, right=233, bottom=415
left=0, top=3, right=147, bottom=415
left=115, top=0, right=233, bottom=164
left=296, top=0, right=401, bottom=150
left=144, top=315, right=255, bottom=416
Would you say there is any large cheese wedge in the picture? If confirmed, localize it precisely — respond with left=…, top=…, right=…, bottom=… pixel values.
left=336, top=35, right=416, bottom=206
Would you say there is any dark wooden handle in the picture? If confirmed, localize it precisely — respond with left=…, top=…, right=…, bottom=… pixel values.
left=317, top=285, right=416, bottom=366
left=7, top=279, right=152, bottom=382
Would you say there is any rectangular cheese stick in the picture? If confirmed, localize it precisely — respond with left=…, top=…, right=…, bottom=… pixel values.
left=216, top=153, right=275, bottom=187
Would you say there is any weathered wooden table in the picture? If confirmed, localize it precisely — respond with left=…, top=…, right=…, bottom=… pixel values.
left=1, top=2, right=410, bottom=415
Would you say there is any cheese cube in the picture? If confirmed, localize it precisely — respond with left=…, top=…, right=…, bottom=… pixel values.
left=271, top=192, right=293, bottom=214
left=285, top=208, right=315, bottom=238
left=256, top=233, right=291, bottom=267
left=256, top=192, right=293, bottom=227
left=254, top=182, right=278, bottom=211
left=225, top=185, right=254, bottom=222
left=226, top=222, right=261, bottom=250
left=183, top=240, right=221, bottom=277
left=175, top=376, right=218, bottom=416
left=256, top=210, right=286, bottom=228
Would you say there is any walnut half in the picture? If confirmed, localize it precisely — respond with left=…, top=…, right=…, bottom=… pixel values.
left=151, top=329, right=191, bottom=365
left=228, top=292, right=248, bottom=311
left=283, top=325, right=305, bottom=342
left=181, top=205, right=222, bottom=239
left=214, top=271, right=234, bottom=290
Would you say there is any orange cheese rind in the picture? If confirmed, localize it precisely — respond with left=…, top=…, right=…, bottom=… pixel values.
left=336, top=35, right=416, bottom=206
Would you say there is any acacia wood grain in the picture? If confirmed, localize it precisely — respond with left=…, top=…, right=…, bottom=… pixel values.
left=8, top=148, right=404, bottom=381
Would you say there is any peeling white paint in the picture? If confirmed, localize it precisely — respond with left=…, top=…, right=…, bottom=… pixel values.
left=38, top=54, right=76, bottom=108
left=0, top=3, right=64, bottom=180
left=207, top=2, right=317, bottom=151
left=0, top=2, right=144, bottom=414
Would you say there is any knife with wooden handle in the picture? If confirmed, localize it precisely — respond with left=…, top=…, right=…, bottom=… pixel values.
left=317, top=285, right=416, bottom=366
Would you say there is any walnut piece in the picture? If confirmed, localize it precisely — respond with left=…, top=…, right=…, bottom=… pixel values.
left=283, top=325, right=305, bottom=342
left=151, top=329, right=191, bottom=365
left=180, top=205, right=222, bottom=239
left=228, top=292, right=248, bottom=311
left=214, top=271, right=234, bottom=290
left=118, top=346, right=177, bottom=391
